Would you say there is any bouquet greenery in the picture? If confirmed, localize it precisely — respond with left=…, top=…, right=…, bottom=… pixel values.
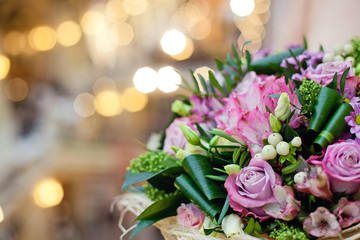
left=121, top=37, right=360, bottom=239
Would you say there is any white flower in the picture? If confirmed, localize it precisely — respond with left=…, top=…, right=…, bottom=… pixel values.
left=333, top=55, right=344, bottom=62
left=343, top=43, right=354, bottom=54
left=333, top=43, right=343, bottom=55
left=322, top=53, right=334, bottom=62
left=221, top=214, right=244, bottom=238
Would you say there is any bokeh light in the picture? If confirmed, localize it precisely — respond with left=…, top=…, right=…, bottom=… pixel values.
left=113, top=22, right=134, bottom=46
left=56, top=21, right=82, bottom=47
left=122, top=87, right=148, bottom=112
left=0, top=55, right=10, bottom=80
left=230, top=0, right=255, bottom=17
left=33, top=178, right=64, bottom=208
left=161, top=30, right=187, bottom=56
left=73, top=93, right=96, bottom=118
left=106, top=0, right=129, bottom=22
left=123, top=0, right=148, bottom=16
left=189, top=18, right=212, bottom=40
left=170, top=37, right=194, bottom=61
left=157, top=66, right=181, bottom=93
left=81, top=11, right=107, bottom=36
left=133, top=67, right=157, bottom=93
left=28, top=26, right=57, bottom=51
left=95, top=90, right=123, bottom=117
left=92, top=77, right=118, bottom=94
left=3, top=31, right=26, bottom=56
left=93, top=28, right=118, bottom=53
left=5, top=78, right=28, bottom=102
left=0, top=206, right=4, bottom=223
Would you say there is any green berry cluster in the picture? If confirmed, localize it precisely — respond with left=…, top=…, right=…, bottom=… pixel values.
left=144, top=184, right=181, bottom=202
left=269, top=221, right=308, bottom=240
left=298, top=79, right=321, bottom=116
left=128, top=151, right=181, bottom=174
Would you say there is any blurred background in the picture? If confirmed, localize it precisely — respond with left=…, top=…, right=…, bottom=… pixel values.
left=0, top=0, right=358, bottom=239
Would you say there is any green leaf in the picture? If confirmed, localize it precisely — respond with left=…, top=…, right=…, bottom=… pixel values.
left=319, top=44, right=324, bottom=52
left=233, top=148, right=241, bottom=164
left=282, top=160, right=302, bottom=175
left=303, top=36, right=308, bottom=50
left=213, top=167, right=227, bottom=174
left=217, top=195, right=229, bottom=224
left=340, top=67, right=350, bottom=94
left=207, top=129, right=240, bottom=144
left=136, top=194, right=188, bottom=221
left=330, top=72, right=338, bottom=90
left=206, top=175, right=227, bottom=181
left=232, top=44, right=241, bottom=62
left=245, top=50, right=252, bottom=66
left=222, top=73, right=233, bottom=94
left=227, top=54, right=239, bottom=68
left=239, top=151, right=250, bottom=168
left=130, top=219, right=159, bottom=239
left=283, top=121, right=299, bottom=142
left=195, top=123, right=210, bottom=141
left=242, top=40, right=251, bottom=53
left=208, top=71, right=225, bottom=96
left=190, top=70, right=200, bottom=93
left=244, top=217, right=255, bottom=234
left=267, top=94, right=280, bottom=98
left=288, top=49, right=303, bottom=70
left=295, top=88, right=305, bottom=106
left=122, top=166, right=183, bottom=190
left=223, top=64, right=238, bottom=77
left=215, top=59, right=224, bottom=70
left=175, top=174, right=222, bottom=218
left=183, top=154, right=227, bottom=200
left=198, top=74, right=209, bottom=95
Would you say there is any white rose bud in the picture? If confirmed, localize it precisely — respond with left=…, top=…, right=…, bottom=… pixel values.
left=333, top=55, right=344, bottom=62
left=291, top=137, right=302, bottom=147
left=276, top=141, right=290, bottom=156
left=268, top=133, right=283, bottom=147
left=343, top=43, right=354, bottom=54
left=322, top=52, right=334, bottom=62
left=294, top=172, right=307, bottom=184
left=333, top=43, right=343, bottom=55
left=254, top=153, right=263, bottom=159
left=221, top=214, right=244, bottom=238
left=261, top=145, right=277, bottom=160
left=224, top=164, right=241, bottom=175
left=274, top=93, right=292, bottom=122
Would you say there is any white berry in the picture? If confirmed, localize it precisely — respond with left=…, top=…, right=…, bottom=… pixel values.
left=276, top=141, right=290, bottom=156
left=322, top=53, right=334, bottom=62
left=291, top=137, right=302, bottom=147
left=268, top=133, right=283, bottom=147
left=261, top=145, right=277, bottom=160
left=254, top=153, right=263, bottom=159
left=345, top=56, right=355, bottom=65
left=333, top=55, right=344, bottom=62
left=343, top=43, right=354, bottom=54
left=333, top=43, right=343, bottom=55
left=294, top=172, right=307, bottom=184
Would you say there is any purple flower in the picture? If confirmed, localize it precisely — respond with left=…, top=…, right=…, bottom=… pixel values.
left=303, top=207, right=341, bottom=238
left=190, top=95, right=222, bottom=120
left=177, top=203, right=205, bottom=229
left=309, top=141, right=360, bottom=194
left=252, top=47, right=274, bottom=61
left=333, top=198, right=360, bottom=228
left=345, top=103, right=360, bottom=139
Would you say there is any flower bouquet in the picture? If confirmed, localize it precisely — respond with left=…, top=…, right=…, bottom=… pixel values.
left=118, top=37, right=360, bottom=240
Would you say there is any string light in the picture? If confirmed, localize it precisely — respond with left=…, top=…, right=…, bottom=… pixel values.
left=133, top=67, right=157, bottom=93
left=81, top=11, right=107, bottom=36
left=122, top=87, right=148, bottom=112
left=3, top=31, right=26, bottom=56
left=28, top=26, right=57, bottom=51
left=157, top=66, right=181, bottom=93
left=33, top=178, right=64, bottom=208
left=230, top=0, right=255, bottom=17
left=95, top=90, right=123, bottom=117
left=73, top=93, right=96, bottom=118
left=56, top=21, right=82, bottom=47
left=0, top=55, right=10, bottom=80
left=161, top=30, right=187, bottom=56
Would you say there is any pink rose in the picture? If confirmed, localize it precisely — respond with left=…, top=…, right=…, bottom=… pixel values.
left=333, top=198, right=360, bottom=228
left=224, top=158, right=299, bottom=221
left=310, top=141, right=360, bottom=194
left=176, top=203, right=205, bottom=229
left=305, top=61, right=354, bottom=86
left=163, top=117, right=196, bottom=156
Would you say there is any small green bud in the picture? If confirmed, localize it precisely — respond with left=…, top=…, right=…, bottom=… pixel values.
left=171, top=100, right=192, bottom=117
left=179, top=123, right=200, bottom=145
left=209, top=135, right=219, bottom=146
left=224, top=164, right=241, bottom=175
left=269, top=113, right=282, bottom=133
left=175, top=148, right=186, bottom=161
left=275, top=93, right=292, bottom=122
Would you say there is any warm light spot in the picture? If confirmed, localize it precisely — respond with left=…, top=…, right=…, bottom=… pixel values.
left=161, top=30, right=187, bottom=56
left=0, top=206, right=4, bottom=223
left=81, top=11, right=107, bottom=36
left=230, top=0, right=255, bottom=17
left=122, top=87, right=148, bottom=112
left=189, top=18, right=211, bottom=40
left=5, top=78, right=28, bottom=102
left=106, top=0, right=129, bottom=22
left=254, top=0, right=270, bottom=14
left=123, top=0, right=148, bottom=16
left=56, top=21, right=82, bottom=47
left=94, top=28, right=118, bottom=53
left=133, top=67, right=157, bottom=93
left=3, top=31, right=26, bottom=56
left=95, top=90, right=123, bottom=117
left=157, top=66, right=181, bottom=93
left=113, top=22, right=134, bottom=46
left=170, top=37, right=194, bottom=61
left=93, top=77, right=117, bottom=94
left=0, top=55, right=10, bottom=80
left=28, top=26, right=57, bottom=51
left=33, top=178, right=64, bottom=208
left=73, top=93, right=96, bottom=118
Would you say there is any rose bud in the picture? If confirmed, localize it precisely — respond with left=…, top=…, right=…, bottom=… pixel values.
left=275, top=93, right=292, bottom=122
left=221, top=214, right=244, bottom=238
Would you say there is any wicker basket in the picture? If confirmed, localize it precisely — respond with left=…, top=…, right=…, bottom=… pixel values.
left=114, top=193, right=360, bottom=240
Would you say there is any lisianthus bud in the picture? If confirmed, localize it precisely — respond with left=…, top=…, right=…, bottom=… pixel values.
left=276, top=141, right=290, bottom=155
left=261, top=145, right=277, bottom=160
left=171, top=100, right=192, bottom=117
left=274, top=93, right=292, bottom=122
left=221, top=214, right=244, bottom=238
left=269, top=113, right=282, bottom=133
left=294, top=172, right=307, bottom=184
left=322, top=53, right=334, bottom=62
left=268, top=133, right=283, bottom=147
left=179, top=123, right=200, bottom=145
left=333, top=55, right=344, bottom=61
left=224, top=164, right=241, bottom=175
left=343, top=43, right=354, bottom=54
left=291, top=136, right=302, bottom=147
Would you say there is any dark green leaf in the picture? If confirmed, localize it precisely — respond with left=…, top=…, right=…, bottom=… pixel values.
left=244, top=217, right=255, bottom=234
left=206, top=175, right=227, bottom=181
left=222, top=73, right=233, bottom=94
left=183, top=154, right=227, bottom=200
left=217, top=195, right=229, bottom=224
left=208, top=71, right=225, bottom=96
left=190, top=70, right=200, bottom=93
left=232, top=44, right=241, bottom=62
left=284, top=121, right=299, bottom=142
left=319, top=44, right=324, bottom=52
left=245, top=50, right=252, bottom=66
left=227, top=54, right=239, bottom=68
left=303, top=36, right=308, bottom=50
left=195, top=123, right=210, bottom=141
left=340, top=67, right=350, bottom=95
left=223, top=64, right=238, bottom=77
left=289, top=49, right=303, bottom=70
left=213, top=168, right=227, bottom=174
left=207, top=129, right=240, bottom=144
left=330, top=72, right=338, bottom=90
left=130, top=220, right=159, bottom=239
left=239, top=151, right=250, bottom=168
left=267, top=94, right=280, bottom=98
left=282, top=159, right=302, bottom=175
left=233, top=148, right=241, bottom=164
left=198, top=74, right=209, bottom=95
left=295, top=88, right=305, bottom=106
left=242, top=41, right=251, bottom=53
left=175, top=174, right=222, bottom=218
left=215, top=59, right=224, bottom=70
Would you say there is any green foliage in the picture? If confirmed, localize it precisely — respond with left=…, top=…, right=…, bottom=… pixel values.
left=144, top=184, right=181, bottom=202
left=298, top=79, right=321, bottom=116
left=269, top=220, right=309, bottom=240
left=128, top=151, right=181, bottom=174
